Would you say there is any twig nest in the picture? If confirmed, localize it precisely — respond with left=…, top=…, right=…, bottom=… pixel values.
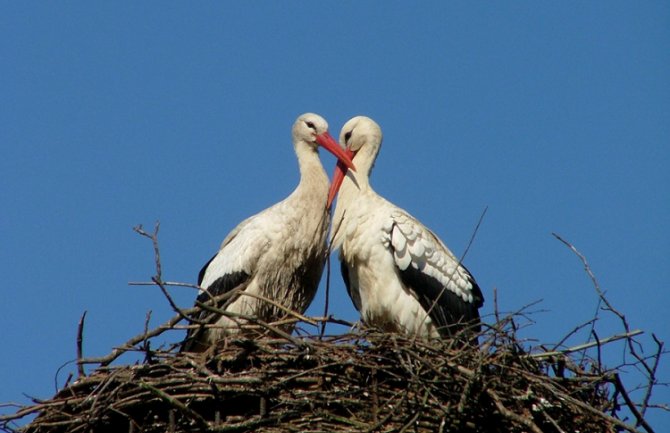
left=10, top=327, right=630, bottom=433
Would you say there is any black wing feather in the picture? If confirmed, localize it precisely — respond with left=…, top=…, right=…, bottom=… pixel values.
left=340, top=260, right=362, bottom=312
left=181, top=254, right=250, bottom=352
left=398, top=263, right=483, bottom=339
left=197, top=252, right=217, bottom=286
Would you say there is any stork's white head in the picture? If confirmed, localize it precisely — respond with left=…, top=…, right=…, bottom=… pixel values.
left=292, top=113, right=329, bottom=148
left=292, top=113, right=356, bottom=172
left=340, top=116, right=383, bottom=159
left=326, top=116, right=383, bottom=208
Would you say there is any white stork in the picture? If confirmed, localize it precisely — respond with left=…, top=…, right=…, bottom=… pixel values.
left=327, top=116, right=483, bottom=341
left=182, top=113, right=355, bottom=352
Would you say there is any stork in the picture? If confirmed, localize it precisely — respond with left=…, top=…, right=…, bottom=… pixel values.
left=327, top=116, right=483, bottom=341
left=181, top=113, right=355, bottom=352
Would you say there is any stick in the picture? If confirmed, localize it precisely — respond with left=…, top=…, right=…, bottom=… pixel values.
left=323, top=209, right=346, bottom=338
left=76, top=311, right=87, bottom=378
left=613, top=373, right=656, bottom=433
left=138, top=381, right=208, bottom=429
left=530, top=330, right=643, bottom=359
left=133, top=222, right=162, bottom=281
left=152, top=277, right=195, bottom=324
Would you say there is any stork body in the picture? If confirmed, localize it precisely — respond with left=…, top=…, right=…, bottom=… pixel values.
left=182, top=113, right=355, bottom=352
left=329, top=116, right=483, bottom=340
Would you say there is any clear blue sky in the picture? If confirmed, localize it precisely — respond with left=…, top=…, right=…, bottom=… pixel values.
left=2, top=2, right=668, bottom=428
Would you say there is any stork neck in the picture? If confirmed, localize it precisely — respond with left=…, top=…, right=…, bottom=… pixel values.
left=331, top=167, right=373, bottom=249
left=295, top=142, right=329, bottom=201
left=331, top=141, right=381, bottom=245
left=354, top=144, right=378, bottom=182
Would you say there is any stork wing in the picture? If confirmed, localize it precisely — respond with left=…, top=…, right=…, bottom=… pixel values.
left=181, top=212, right=275, bottom=352
left=198, top=212, right=275, bottom=290
left=385, top=210, right=484, bottom=337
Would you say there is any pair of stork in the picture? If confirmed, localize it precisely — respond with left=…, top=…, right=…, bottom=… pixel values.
left=182, top=113, right=484, bottom=352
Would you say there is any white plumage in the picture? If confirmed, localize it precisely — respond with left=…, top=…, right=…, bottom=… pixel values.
left=328, top=116, right=483, bottom=340
left=182, top=113, right=355, bottom=352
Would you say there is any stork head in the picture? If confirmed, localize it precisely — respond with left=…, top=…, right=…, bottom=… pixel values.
left=326, top=116, right=383, bottom=208
left=339, top=116, right=383, bottom=156
left=292, top=113, right=356, bottom=173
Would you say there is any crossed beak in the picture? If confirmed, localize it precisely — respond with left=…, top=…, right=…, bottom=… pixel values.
left=315, top=132, right=356, bottom=210
left=326, top=147, right=356, bottom=210
left=316, top=132, right=355, bottom=172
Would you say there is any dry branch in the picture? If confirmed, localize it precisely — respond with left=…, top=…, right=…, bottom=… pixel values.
left=76, top=311, right=87, bottom=378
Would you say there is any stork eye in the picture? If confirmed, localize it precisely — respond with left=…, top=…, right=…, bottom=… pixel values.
left=305, top=121, right=316, bottom=130
left=344, top=131, right=353, bottom=142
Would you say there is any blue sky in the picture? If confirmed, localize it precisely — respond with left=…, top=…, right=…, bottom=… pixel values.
left=2, top=2, right=668, bottom=428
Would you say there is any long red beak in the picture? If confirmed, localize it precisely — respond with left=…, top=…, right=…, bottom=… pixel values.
left=326, top=148, right=356, bottom=210
left=315, top=132, right=356, bottom=173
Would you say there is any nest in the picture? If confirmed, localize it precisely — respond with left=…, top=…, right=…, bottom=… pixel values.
left=1, top=227, right=662, bottom=433
left=1, top=317, right=656, bottom=433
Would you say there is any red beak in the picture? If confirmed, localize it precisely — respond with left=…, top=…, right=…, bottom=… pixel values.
left=315, top=132, right=356, bottom=173
left=326, top=148, right=356, bottom=210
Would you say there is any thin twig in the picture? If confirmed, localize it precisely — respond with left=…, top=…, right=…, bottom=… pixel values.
left=530, top=330, right=644, bottom=359
left=322, top=250, right=331, bottom=339
left=142, top=310, right=154, bottom=363
left=76, top=311, right=87, bottom=378
left=137, top=381, right=209, bottom=429
left=487, top=388, right=543, bottom=433
left=152, top=277, right=194, bottom=324
left=418, top=206, right=488, bottom=341
left=553, top=233, right=663, bottom=431
left=460, top=205, right=488, bottom=265
left=553, top=233, right=663, bottom=419
left=238, top=291, right=317, bottom=326
left=493, top=286, right=500, bottom=324
left=549, top=318, right=597, bottom=353
left=129, top=281, right=201, bottom=290
left=78, top=312, right=185, bottom=366
left=640, top=334, right=664, bottom=418
left=612, top=373, right=656, bottom=433
left=134, top=222, right=162, bottom=281
left=323, top=209, right=346, bottom=338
